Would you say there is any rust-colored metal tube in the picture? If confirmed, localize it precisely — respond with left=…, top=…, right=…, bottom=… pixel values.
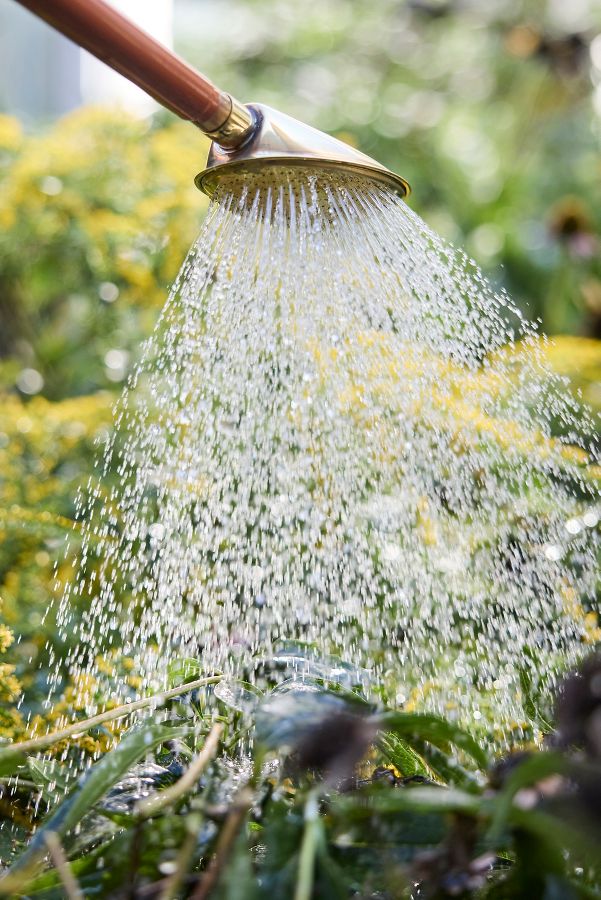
left=13, top=0, right=255, bottom=147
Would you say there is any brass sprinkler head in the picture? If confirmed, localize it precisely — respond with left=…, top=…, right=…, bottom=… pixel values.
left=195, top=104, right=411, bottom=199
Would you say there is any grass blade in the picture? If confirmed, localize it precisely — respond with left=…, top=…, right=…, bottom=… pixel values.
left=4, top=722, right=190, bottom=883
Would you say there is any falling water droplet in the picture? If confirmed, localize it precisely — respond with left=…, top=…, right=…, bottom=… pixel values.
left=50, top=166, right=599, bottom=734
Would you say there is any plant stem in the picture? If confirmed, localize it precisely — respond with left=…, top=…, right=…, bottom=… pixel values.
left=127, top=820, right=144, bottom=900
left=294, top=790, right=321, bottom=900
left=136, top=723, right=223, bottom=819
left=158, top=814, right=202, bottom=900
left=0, top=778, right=37, bottom=789
left=44, top=832, right=84, bottom=900
left=5, top=675, right=222, bottom=756
left=191, top=786, right=253, bottom=900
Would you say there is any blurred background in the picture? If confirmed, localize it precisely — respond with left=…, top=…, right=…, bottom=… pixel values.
left=1, top=0, right=601, bottom=400
left=1, top=0, right=601, bottom=736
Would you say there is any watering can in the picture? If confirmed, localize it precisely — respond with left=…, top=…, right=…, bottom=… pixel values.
left=13, top=0, right=410, bottom=197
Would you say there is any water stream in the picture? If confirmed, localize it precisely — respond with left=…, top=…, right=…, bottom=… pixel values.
left=52, top=168, right=600, bottom=729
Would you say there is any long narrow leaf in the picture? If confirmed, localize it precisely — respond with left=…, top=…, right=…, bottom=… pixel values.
left=0, top=748, right=27, bottom=778
left=375, top=712, right=488, bottom=769
left=333, top=784, right=483, bottom=816
left=486, top=751, right=570, bottom=843
left=5, top=723, right=190, bottom=881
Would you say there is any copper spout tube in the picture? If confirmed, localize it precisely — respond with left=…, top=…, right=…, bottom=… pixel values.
left=13, top=0, right=255, bottom=148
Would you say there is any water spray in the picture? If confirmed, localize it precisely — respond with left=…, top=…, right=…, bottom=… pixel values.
left=11, top=0, right=600, bottom=728
left=14, top=0, right=410, bottom=198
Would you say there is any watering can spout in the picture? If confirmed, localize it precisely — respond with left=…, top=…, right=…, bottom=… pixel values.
left=197, top=104, right=411, bottom=199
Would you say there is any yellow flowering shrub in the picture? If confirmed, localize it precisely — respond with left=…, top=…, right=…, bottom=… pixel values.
left=529, top=336, right=601, bottom=412
left=0, top=596, right=25, bottom=741
left=26, top=655, right=136, bottom=756
left=0, top=391, right=113, bottom=711
left=0, top=107, right=209, bottom=399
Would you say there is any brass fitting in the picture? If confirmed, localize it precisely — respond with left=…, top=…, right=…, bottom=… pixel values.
left=203, top=95, right=257, bottom=149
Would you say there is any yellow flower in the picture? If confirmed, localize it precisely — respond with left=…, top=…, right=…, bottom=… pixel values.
left=0, top=622, right=13, bottom=654
left=0, top=114, right=22, bottom=151
left=0, top=663, right=22, bottom=701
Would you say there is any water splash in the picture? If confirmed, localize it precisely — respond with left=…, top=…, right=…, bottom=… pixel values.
left=54, top=167, right=599, bottom=727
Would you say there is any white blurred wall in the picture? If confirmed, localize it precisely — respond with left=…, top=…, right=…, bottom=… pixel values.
left=80, top=0, right=173, bottom=115
left=0, top=0, right=173, bottom=123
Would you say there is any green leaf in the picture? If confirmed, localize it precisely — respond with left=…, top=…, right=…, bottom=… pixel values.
left=8, top=722, right=190, bottom=878
left=27, top=757, right=69, bottom=806
left=0, top=747, right=27, bottom=778
left=377, top=732, right=430, bottom=779
left=518, top=663, right=553, bottom=733
left=412, top=739, right=481, bottom=792
left=269, top=642, right=371, bottom=690
left=20, top=839, right=112, bottom=895
left=214, top=679, right=263, bottom=714
left=329, top=790, right=447, bottom=850
left=167, top=657, right=202, bottom=688
left=348, top=784, right=483, bottom=815
left=256, top=689, right=368, bottom=751
left=486, top=751, right=569, bottom=842
left=375, top=711, right=488, bottom=770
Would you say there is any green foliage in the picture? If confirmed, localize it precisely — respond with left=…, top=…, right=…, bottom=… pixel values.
left=1, top=660, right=601, bottom=898
left=9, top=722, right=191, bottom=880
left=0, top=108, right=208, bottom=399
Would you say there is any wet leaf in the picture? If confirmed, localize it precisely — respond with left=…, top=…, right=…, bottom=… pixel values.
left=167, top=657, right=203, bottom=688
left=377, top=711, right=488, bottom=770
left=8, top=722, right=190, bottom=876
left=268, top=642, right=371, bottom=690
left=214, top=679, right=263, bottom=714
left=412, top=739, right=482, bottom=792
left=256, top=690, right=370, bottom=752
left=0, top=747, right=27, bottom=778
left=337, top=783, right=482, bottom=816
left=377, top=731, right=431, bottom=779
left=27, top=757, right=69, bottom=805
